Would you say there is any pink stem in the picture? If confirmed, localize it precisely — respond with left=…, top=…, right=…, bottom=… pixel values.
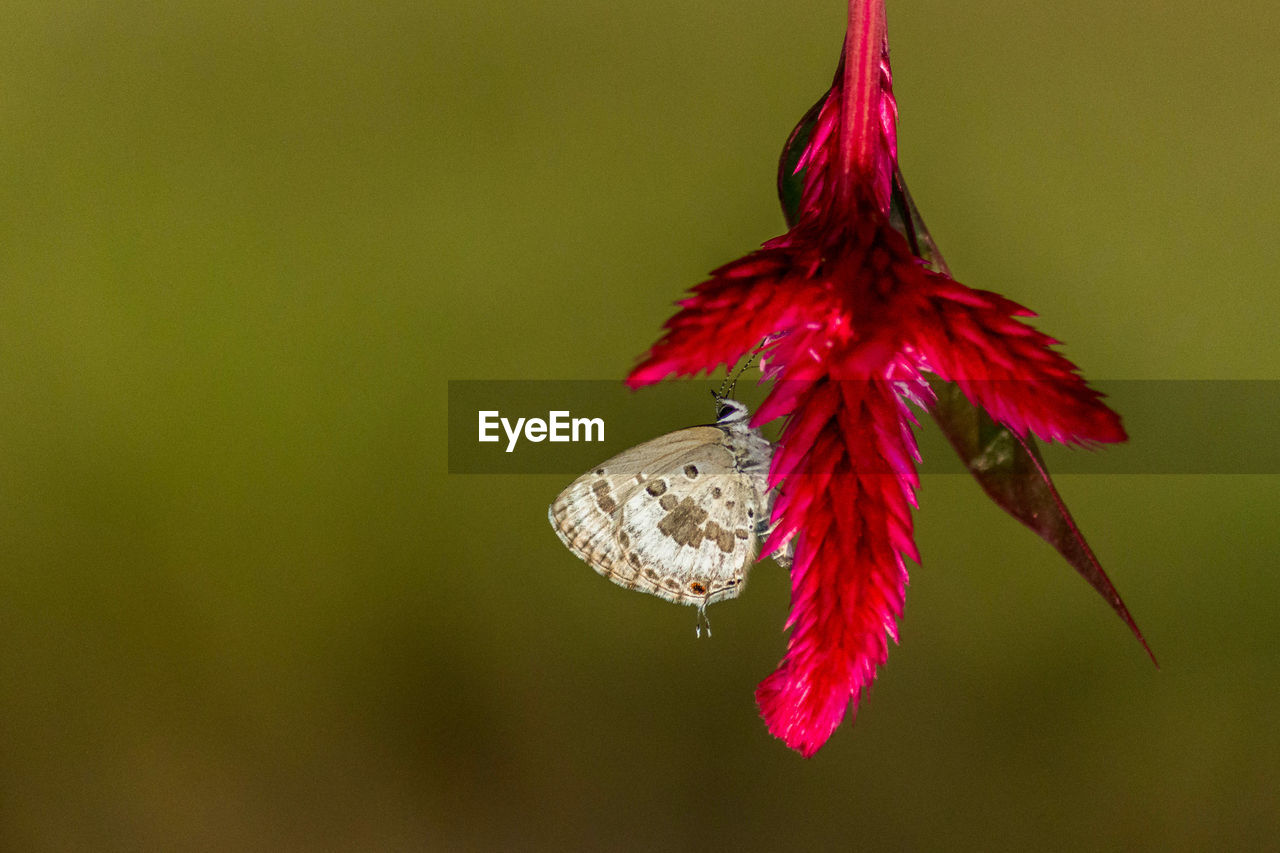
left=841, top=0, right=889, bottom=208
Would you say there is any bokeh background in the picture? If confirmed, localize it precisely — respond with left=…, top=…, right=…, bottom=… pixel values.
left=2, top=0, right=1278, bottom=849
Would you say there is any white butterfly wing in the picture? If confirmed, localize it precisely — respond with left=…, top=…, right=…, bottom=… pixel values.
left=549, top=427, right=765, bottom=609
left=616, top=444, right=764, bottom=606
left=549, top=427, right=721, bottom=589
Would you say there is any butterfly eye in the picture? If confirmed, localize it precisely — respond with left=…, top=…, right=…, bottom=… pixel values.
left=715, top=398, right=745, bottom=423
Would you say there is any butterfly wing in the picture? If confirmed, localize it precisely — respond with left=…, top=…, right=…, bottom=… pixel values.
left=550, top=427, right=720, bottom=596
left=549, top=427, right=766, bottom=609
left=616, top=443, right=765, bottom=607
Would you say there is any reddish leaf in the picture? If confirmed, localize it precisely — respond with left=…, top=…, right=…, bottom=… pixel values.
left=892, top=168, right=1157, bottom=666
left=782, top=100, right=1154, bottom=665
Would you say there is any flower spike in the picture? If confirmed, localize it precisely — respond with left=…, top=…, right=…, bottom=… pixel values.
left=628, top=0, right=1145, bottom=755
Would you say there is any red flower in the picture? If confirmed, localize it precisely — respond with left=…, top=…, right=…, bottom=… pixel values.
left=628, top=0, right=1134, bottom=756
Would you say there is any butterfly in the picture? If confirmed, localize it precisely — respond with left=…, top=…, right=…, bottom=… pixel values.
left=548, top=397, right=788, bottom=635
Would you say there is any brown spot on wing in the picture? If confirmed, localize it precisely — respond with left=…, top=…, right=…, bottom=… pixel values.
left=592, top=480, right=617, bottom=512
left=683, top=464, right=699, bottom=479
left=657, top=497, right=709, bottom=548
left=703, top=520, right=735, bottom=554
left=658, top=494, right=679, bottom=512
left=645, top=480, right=668, bottom=497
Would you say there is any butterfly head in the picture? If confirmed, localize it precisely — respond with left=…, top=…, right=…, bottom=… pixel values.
left=712, top=349, right=765, bottom=427
left=714, top=396, right=750, bottom=426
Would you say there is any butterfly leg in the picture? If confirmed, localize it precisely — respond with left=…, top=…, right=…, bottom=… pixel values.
left=695, top=604, right=713, bottom=639
left=760, top=489, right=794, bottom=569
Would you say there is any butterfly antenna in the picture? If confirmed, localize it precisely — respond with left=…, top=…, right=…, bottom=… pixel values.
left=716, top=346, right=766, bottom=404
left=714, top=371, right=732, bottom=404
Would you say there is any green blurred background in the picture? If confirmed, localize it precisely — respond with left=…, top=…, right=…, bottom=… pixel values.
left=2, top=0, right=1278, bottom=849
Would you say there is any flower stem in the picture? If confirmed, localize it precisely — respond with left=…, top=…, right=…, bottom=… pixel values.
left=841, top=0, right=890, bottom=210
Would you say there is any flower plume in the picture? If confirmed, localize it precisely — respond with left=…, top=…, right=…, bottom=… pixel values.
left=628, top=0, right=1137, bottom=755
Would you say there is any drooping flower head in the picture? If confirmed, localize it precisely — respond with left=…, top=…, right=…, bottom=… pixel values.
left=628, top=0, right=1139, bottom=756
